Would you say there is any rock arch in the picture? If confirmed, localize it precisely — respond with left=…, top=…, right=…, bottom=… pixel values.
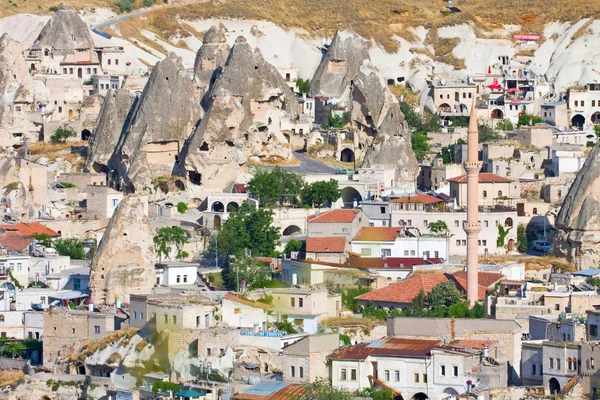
left=81, top=129, right=92, bottom=141
left=341, top=187, right=362, bottom=208
left=491, top=109, right=504, bottom=119
left=282, top=225, right=302, bottom=236
left=571, top=114, right=585, bottom=128
left=340, top=148, right=355, bottom=162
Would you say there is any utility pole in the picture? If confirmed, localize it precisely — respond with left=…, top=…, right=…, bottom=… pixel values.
left=215, top=234, right=218, bottom=268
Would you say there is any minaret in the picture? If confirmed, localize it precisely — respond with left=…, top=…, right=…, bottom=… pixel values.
left=464, top=101, right=482, bottom=306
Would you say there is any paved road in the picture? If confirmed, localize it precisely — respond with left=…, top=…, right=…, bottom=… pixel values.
left=264, top=151, right=336, bottom=175
left=92, top=9, right=152, bottom=29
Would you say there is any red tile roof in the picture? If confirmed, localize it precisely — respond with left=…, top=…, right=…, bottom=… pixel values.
left=0, top=232, right=32, bottom=252
left=343, top=257, right=443, bottom=269
left=223, top=293, right=271, bottom=310
left=233, top=184, right=247, bottom=193
left=0, top=222, right=59, bottom=237
left=353, top=227, right=402, bottom=241
left=447, top=173, right=514, bottom=183
left=330, top=338, right=496, bottom=361
left=307, top=209, right=359, bottom=223
left=355, top=272, right=497, bottom=304
left=234, top=384, right=305, bottom=400
left=306, top=237, right=346, bottom=253
left=329, top=338, right=440, bottom=360
left=390, top=194, right=444, bottom=204
left=453, top=271, right=504, bottom=288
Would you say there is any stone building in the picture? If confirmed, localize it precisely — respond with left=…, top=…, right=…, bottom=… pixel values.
left=448, top=173, right=520, bottom=208
left=43, top=309, right=114, bottom=370
left=85, top=185, right=123, bottom=219
left=281, top=333, right=340, bottom=383
left=220, top=293, right=271, bottom=329
left=386, top=317, right=523, bottom=384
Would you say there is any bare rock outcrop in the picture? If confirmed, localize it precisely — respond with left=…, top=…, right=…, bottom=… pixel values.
left=176, top=37, right=297, bottom=189
left=352, top=62, right=418, bottom=183
left=89, top=196, right=155, bottom=305
left=0, top=34, right=31, bottom=125
left=310, top=28, right=370, bottom=98
left=555, top=144, right=600, bottom=269
left=108, top=52, right=203, bottom=193
left=30, top=3, right=94, bottom=56
left=193, top=25, right=230, bottom=101
left=84, top=89, right=135, bottom=173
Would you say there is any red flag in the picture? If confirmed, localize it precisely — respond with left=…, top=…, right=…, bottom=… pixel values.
left=488, top=65, right=491, bottom=74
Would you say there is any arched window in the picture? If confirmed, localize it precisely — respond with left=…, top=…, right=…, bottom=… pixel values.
left=498, top=190, right=503, bottom=198
left=483, top=190, right=487, bottom=198
left=505, top=217, right=513, bottom=227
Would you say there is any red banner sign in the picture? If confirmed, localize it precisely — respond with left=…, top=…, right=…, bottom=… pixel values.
left=513, top=34, right=541, bottom=41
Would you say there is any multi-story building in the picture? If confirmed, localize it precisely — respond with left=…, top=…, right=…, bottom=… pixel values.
left=432, top=79, right=477, bottom=116
left=350, top=226, right=448, bottom=260
left=418, top=160, right=464, bottom=192
left=329, top=337, right=506, bottom=398
left=305, top=209, right=367, bottom=262
left=281, top=333, right=340, bottom=383
left=389, top=194, right=518, bottom=256
left=448, top=173, right=520, bottom=208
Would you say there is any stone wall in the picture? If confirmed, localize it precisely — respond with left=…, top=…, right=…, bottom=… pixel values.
left=58, top=172, right=107, bottom=192
left=166, top=328, right=240, bottom=358
left=43, top=310, right=90, bottom=369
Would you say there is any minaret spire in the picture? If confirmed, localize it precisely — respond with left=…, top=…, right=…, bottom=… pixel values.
left=465, top=101, right=481, bottom=306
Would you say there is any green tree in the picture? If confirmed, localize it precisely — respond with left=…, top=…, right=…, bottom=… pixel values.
left=303, top=378, right=354, bottom=400
left=116, top=0, right=133, bottom=12
left=176, top=202, right=187, bottom=214
left=497, top=119, right=514, bottom=131
left=342, top=286, right=371, bottom=313
left=439, top=144, right=455, bottom=164
left=226, top=256, right=271, bottom=291
left=517, top=112, right=544, bottom=127
left=247, top=167, right=305, bottom=207
left=427, top=281, right=462, bottom=309
left=214, top=202, right=280, bottom=258
left=496, top=225, right=512, bottom=249
left=301, top=179, right=341, bottom=208
left=153, top=226, right=191, bottom=261
left=517, top=224, right=528, bottom=253
left=478, top=124, right=502, bottom=142
left=586, top=277, right=600, bottom=288
left=284, top=239, right=304, bottom=258
left=324, top=111, right=349, bottom=128
left=595, top=125, right=600, bottom=140
left=448, top=116, right=468, bottom=128
left=50, top=127, right=76, bottom=144
left=372, top=389, right=394, bottom=400
left=428, top=220, right=450, bottom=236
left=297, top=78, right=311, bottom=94
left=53, top=238, right=85, bottom=260
left=412, top=132, right=431, bottom=162
left=152, top=381, right=182, bottom=393
left=411, top=289, right=427, bottom=316
left=30, top=233, right=53, bottom=247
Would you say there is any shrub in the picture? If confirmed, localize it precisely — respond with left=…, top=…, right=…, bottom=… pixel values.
left=142, top=0, right=156, bottom=6
left=50, top=127, right=76, bottom=144
left=49, top=6, right=59, bottom=11
left=176, top=202, right=187, bottom=214
left=116, top=0, right=133, bottom=13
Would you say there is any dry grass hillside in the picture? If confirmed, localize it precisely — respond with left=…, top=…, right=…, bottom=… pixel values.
left=4, top=0, right=600, bottom=51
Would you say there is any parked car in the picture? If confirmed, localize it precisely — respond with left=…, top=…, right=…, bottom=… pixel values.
left=532, top=240, right=551, bottom=253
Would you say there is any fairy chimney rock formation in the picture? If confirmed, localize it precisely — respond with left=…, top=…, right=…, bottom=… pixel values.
left=108, top=52, right=203, bottom=193
left=89, top=196, right=155, bottom=305
left=30, top=4, right=94, bottom=56
left=354, top=62, right=418, bottom=183
left=555, top=144, right=600, bottom=269
left=84, top=89, right=135, bottom=173
left=193, top=25, right=230, bottom=93
left=176, top=36, right=297, bottom=189
left=310, top=28, right=370, bottom=98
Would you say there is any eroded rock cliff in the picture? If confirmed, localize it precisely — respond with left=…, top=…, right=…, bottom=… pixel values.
left=555, top=144, right=600, bottom=269
left=89, top=196, right=155, bottom=305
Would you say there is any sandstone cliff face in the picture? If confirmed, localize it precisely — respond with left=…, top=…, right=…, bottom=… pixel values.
left=84, top=89, right=135, bottom=173
left=352, top=62, right=418, bottom=183
left=89, top=196, right=155, bottom=305
left=193, top=26, right=230, bottom=102
left=310, top=28, right=370, bottom=98
left=108, top=52, right=203, bottom=193
left=0, top=34, right=31, bottom=125
left=555, top=144, right=600, bottom=269
left=176, top=37, right=297, bottom=189
left=30, top=4, right=94, bottom=55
